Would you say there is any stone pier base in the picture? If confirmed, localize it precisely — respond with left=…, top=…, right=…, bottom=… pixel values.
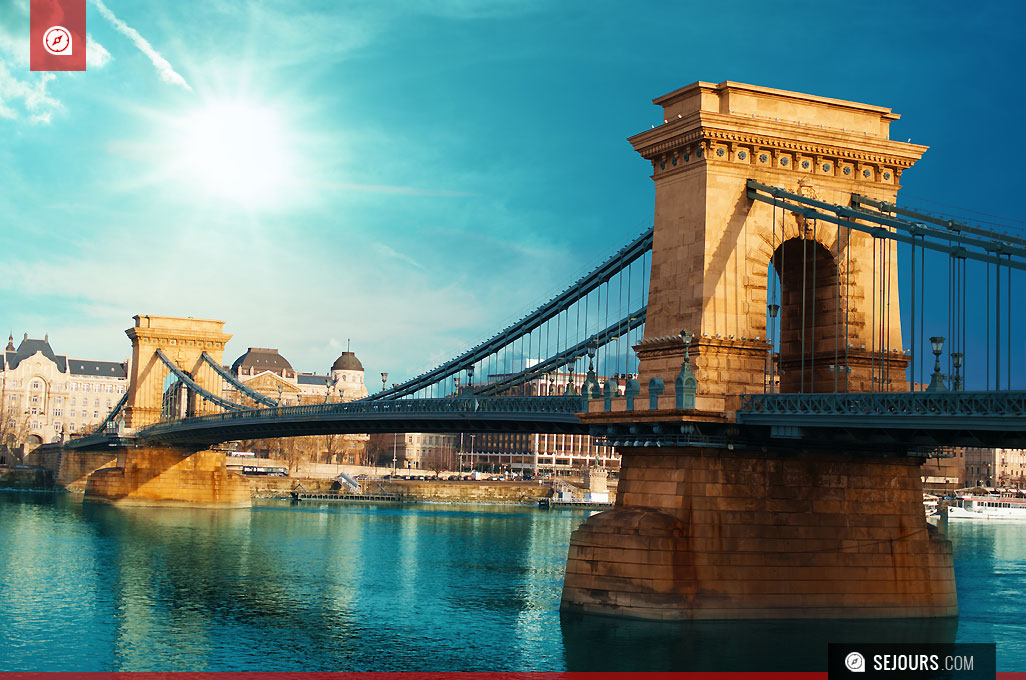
left=561, top=446, right=957, bottom=620
left=84, top=446, right=251, bottom=508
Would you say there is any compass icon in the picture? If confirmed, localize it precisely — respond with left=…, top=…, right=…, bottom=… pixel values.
left=43, top=26, right=73, bottom=56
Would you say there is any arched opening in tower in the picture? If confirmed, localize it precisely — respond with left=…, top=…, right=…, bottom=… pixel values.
left=769, top=237, right=847, bottom=393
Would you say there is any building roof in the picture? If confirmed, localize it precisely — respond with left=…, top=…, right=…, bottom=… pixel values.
left=68, top=359, right=128, bottom=378
left=231, top=347, right=294, bottom=375
left=297, top=373, right=330, bottom=386
left=5, top=334, right=67, bottom=372
left=331, top=351, right=364, bottom=372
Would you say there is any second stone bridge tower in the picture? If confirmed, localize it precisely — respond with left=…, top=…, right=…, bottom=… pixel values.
left=628, top=81, right=926, bottom=404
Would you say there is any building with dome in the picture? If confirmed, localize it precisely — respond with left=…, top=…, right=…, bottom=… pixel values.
left=222, top=346, right=370, bottom=463
left=225, top=347, right=368, bottom=405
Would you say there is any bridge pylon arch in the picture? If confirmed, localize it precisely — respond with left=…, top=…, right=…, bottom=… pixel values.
left=123, top=315, right=233, bottom=429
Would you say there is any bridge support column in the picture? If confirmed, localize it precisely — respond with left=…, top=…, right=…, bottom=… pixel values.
left=84, top=446, right=251, bottom=508
left=561, top=446, right=956, bottom=620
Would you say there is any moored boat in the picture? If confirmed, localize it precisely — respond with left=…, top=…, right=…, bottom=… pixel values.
left=947, top=493, right=1026, bottom=521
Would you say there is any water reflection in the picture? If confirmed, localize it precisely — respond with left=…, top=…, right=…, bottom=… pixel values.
left=6, top=492, right=1026, bottom=672
left=560, top=611, right=958, bottom=671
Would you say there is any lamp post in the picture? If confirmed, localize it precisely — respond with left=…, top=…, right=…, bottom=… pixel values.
left=454, top=375, right=460, bottom=397
left=767, top=303, right=779, bottom=393
left=679, top=329, right=694, bottom=367
left=380, top=372, right=388, bottom=394
left=951, top=352, right=963, bottom=391
left=927, top=337, right=947, bottom=391
left=392, top=432, right=398, bottom=477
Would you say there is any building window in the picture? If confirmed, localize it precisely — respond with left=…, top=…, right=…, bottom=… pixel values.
left=70, top=411, right=76, bottom=418
left=31, top=380, right=40, bottom=389
left=54, top=423, right=61, bottom=432
left=105, top=385, right=113, bottom=393
left=30, top=396, right=39, bottom=404
left=54, top=408, right=63, bottom=417
left=94, top=399, right=99, bottom=407
left=69, top=423, right=76, bottom=432
left=71, top=382, right=78, bottom=391
left=83, top=384, right=90, bottom=392
left=93, top=411, right=98, bottom=419
left=30, top=408, right=37, bottom=415
left=55, top=396, right=63, bottom=404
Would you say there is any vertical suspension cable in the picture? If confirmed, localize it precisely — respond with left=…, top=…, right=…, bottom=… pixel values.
left=948, top=253, right=953, bottom=387
left=801, top=228, right=808, bottom=393
left=834, top=235, right=839, bottom=393
left=923, top=242, right=931, bottom=391
left=958, top=256, right=963, bottom=380
left=811, top=220, right=817, bottom=392
left=872, top=236, right=877, bottom=391
left=604, top=278, right=610, bottom=380
left=996, top=256, right=1001, bottom=389
left=768, top=200, right=776, bottom=394
left=844, top=226, right=850, bottom=392
left=619, top=260, right=627, bottom=377
left=1008, top=253, right=1012, bottom=389
left=911, top=236, right=916, bottom=391
left=886, top=239, right=891, bottom=391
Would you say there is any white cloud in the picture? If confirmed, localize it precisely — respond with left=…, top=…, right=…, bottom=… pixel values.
left=86, top=34, right=111, bottom=68
left=0, top=0, right=60, bottom=123
left=92, top=0, right=190, bottom=90
left=0, top=60, right=60, bottom=123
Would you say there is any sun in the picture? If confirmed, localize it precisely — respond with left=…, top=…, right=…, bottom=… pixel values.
left=174, top=101, right=294, bottom=206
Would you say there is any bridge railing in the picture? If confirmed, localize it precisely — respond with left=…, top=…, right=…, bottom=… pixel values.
left=738, top=390, right=1026, bottom=419
left=138, top=395, right=590, bottom=436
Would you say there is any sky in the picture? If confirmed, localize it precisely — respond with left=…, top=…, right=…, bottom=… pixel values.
left=2, top=0, right=1026, bottom=388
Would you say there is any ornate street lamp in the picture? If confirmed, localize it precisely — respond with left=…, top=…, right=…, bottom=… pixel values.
left=927, top=337, right=947, bottom=391
left=381, top=372, right=388, bottom=394
left=679, top=329, right=694, bottom=367
left=951, top=352, right=963, bottom=391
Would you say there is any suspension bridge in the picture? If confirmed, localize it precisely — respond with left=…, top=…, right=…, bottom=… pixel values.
left=67, top=80, right=1026, bottom=622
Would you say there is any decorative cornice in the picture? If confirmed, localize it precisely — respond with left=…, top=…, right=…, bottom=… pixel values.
left=638, top=127, right=919, bottom=167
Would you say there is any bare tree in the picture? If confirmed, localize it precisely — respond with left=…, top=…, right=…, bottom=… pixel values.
left=323, top=433, right=345, bottom=463
left=0, top=378, right=30, bottom=465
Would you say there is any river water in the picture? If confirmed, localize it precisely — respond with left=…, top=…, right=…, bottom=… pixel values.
left=0, top=492, right=1023, bottom=672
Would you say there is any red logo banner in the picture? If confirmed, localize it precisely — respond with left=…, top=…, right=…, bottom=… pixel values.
left=30, top=0, right=86, bottom=71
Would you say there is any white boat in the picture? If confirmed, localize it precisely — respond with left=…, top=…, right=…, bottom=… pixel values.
left=923, top=494, right=940, bottom=518
left=947, top=494, right=1026, bottom=521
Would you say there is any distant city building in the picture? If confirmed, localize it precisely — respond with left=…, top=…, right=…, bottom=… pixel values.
left=368, top=432, right=456, bottom=470
left=225, top=347, right=368, bottom=404
left=964, top=447, right=1026, bottom=488
left=367, top=369, right=621, bottom=474
left=1, top=333, right=128, bottom=450
left=222, top=346, right=369, bottom=463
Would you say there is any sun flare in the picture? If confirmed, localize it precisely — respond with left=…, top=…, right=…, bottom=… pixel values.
left=174, top=101, right=294, bottom=206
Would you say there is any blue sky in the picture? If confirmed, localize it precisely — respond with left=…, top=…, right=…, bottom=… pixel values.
left=2, top=0, right=1025, bottom=387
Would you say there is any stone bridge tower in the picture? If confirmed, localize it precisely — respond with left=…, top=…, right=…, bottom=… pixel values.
left=628, top=81, right=926, bottom=405
left=122, top=315, right=233, bottom=428
left=561, top=82, right=956, bottom=622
